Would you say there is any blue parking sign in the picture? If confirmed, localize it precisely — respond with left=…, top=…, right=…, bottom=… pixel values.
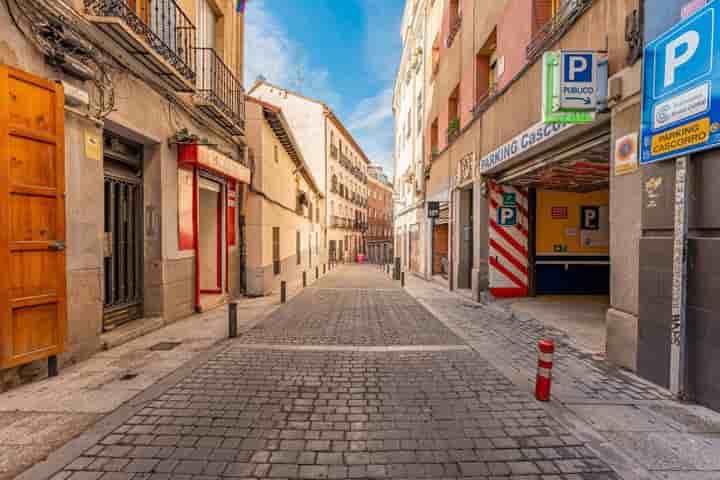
left=641, top=1, right=720, bottom=164
left=497, top=207, right=517, bottom=227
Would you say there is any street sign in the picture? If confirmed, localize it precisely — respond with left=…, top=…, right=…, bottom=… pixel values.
left=641, top=2, right=720, bottom=164
left=497, top=207, right=517, bottom=226
left=559, top=51, right=598, bottom=110
left=427, top=201, right=440, bottom=218
left=542, top=52, right=595, bottom=124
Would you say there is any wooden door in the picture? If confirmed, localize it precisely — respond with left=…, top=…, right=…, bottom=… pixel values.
left=0, top=65, right=66, bottom=369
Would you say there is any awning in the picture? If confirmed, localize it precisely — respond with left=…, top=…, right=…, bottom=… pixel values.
left=178, top=144, right=251, bottom=184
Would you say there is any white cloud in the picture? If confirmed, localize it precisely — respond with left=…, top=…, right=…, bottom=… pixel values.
left=348, top=88, right=396, bottom=176
left=244, top=0, right=340, bottom=108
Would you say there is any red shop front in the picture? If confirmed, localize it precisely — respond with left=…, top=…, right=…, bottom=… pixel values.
left=178, top=144, right=250, bottom=311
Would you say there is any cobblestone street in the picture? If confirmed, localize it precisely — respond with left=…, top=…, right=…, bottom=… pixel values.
left=34, top=265, right=622, bottom=480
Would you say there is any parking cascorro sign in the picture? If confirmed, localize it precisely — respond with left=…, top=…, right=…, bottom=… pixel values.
left=641, top=0, right=720, bottom=164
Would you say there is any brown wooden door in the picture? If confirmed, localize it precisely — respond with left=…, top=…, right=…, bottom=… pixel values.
left=0, top=65, right=66, bottom=369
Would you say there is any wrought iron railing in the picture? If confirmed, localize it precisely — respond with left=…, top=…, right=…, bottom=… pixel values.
left=85, top=0, right=196, bottom=83
left=196, top=48, right=245, bottom=129
left=526, top=0, right=592, bottom=61
left=445, top=15, right=462, bottom=48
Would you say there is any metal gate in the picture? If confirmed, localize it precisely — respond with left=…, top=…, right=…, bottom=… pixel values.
left=103, top=173, right=143, bottom=331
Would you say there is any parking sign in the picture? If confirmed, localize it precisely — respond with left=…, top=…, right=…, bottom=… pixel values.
left=641, top=2, right=720, bottom=164
left=559, top=51, right=598, bottom=110
left=497, top=207, right=517, bottom=227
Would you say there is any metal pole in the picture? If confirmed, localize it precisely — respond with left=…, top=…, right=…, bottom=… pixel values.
left=316, top=266, right=319, bottom=279
left=303, top=271, right=307, bottom=288
left=228, top=302, right=238, bottom=338
left=670, top=156, right=690, bottom=399
left=401, top=271, right=405, bottom=288
left=48, top=355, right=58, bottom=377
left=394, top=256, right=401, bottom=281
left=281, top=281, right=287, bottom=303
left=323, top=264, right=326, bottom=275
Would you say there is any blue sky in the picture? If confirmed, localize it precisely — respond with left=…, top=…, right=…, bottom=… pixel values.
left=244, top=0, right=404, bottom=176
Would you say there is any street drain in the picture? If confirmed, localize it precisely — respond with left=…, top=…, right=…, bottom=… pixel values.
left=120, top=373, right=138, bottom=381
left=149, top=341, right=182, bottom=351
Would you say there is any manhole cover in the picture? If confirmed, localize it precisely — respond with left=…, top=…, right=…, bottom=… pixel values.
left=149, top=341, right=181, bottom=351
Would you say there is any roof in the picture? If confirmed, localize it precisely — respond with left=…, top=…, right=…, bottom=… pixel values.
left=246, top=96, right=323, bottom=197
left=249, top=79, right=370, bottom=164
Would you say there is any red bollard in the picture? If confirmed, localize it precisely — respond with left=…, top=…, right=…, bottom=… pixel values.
left=535, top=339, right=554, bottom=401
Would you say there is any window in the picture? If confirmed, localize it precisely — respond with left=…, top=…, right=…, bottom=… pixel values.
left=417, top=92, right=423, bottom=134
left=273, top=227, right=281, bottom=275
left=406, top=109, right=411, bottom=138
left=274, top=144, right=279, bottom=163
left=316, top=232, right=320, bottom=254
left=296, top=231, right=301, bottom=265
left=430, top=117, right=439, bottom=155
left=316, top=206, right=320, bottom=222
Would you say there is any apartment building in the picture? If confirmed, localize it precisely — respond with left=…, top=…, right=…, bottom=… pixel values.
left=244, top=97, right=324, bottom=296
left=393, top=0, right=432, bottom=276
left=396, top=0, right=720, bottom=411
left=367, top=165, right=394, bottom=264
left=0, top=0, right=248, bottom=388
left=250, top=80, right=370, bottom=264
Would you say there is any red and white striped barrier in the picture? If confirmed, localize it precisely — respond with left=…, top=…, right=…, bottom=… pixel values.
left=535, top=339, right=554, bottom=401
left=488, top=182, right=529, bottom=298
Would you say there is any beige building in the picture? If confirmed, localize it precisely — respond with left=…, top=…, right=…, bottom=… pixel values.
left=250, top=81, right=369, bottom=264
left=0, top=0, right=247, bottom=388
left=244, top=97, right=324, bottom=296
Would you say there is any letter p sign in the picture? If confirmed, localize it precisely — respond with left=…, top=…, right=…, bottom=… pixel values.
left=664, top=31, right=700, bottom=87
left=654, top=9, right=713, bottom=98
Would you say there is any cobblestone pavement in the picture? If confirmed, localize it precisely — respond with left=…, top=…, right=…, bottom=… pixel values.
left=239, top=287, right=461, bottom=346
left=39, top=265, right=622, bottom=479
left=406, top=279, right=669, bottom=402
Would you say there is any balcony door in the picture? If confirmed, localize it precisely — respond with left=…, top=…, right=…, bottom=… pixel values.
left=196, top=0, right=217, bottom=92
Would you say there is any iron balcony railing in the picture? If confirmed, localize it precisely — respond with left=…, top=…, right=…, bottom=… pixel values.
left=526, top=0, right=592, bottom=61
left=85, top=0, right=196, bottom=84
left=445, top=14, right=462, bottom=48
left=196, top=48, right=245, bottom=133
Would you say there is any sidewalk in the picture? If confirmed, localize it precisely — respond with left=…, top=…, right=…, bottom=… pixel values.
left=0, top=273, right=313, bottom=480
left=405, top=274, right=720, bottom=479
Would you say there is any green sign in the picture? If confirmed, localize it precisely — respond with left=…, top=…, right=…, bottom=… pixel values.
left=542, top=52, right=595, bottom=124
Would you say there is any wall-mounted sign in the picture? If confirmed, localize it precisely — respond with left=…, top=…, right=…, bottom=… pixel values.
left=559, top=51, right=599, bottom=110
left=641, top=3, right=719, bottom=164
left=551, top=206, right=569, bottom=219
left=480, top=120, right=573, bottom=173
left=581, top=206, right=600, bottom=230
left=497, top=206, right=518, bottom=226
left=614, top=132, right=639, bottom=175
left=178, top=144, right=251, bottom=183
left=84, top=131, right=101, bottom=161
left=542, top=52, right=596, bottom=124
left=427, top=201, right=440, bottom=218
left=455, top=152, right=476, bottom=186
left=502, top=192, right=516, bottom=206
left=683, top=0, right=708, bottom=18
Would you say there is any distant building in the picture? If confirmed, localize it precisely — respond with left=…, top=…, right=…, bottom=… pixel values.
left=250, top=80, right=369, bottom=264
left=367, top=166, right=394, bottom=264
left=244, top=97, right=324, bottom=296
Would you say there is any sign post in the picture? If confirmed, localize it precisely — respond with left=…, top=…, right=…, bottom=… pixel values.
left=640, top=2, right=720, bottom=397
left=670, top=156, right=690, bottom=398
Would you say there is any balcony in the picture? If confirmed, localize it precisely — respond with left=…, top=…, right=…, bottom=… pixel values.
left=195, top=48, right=245, bottom=135
left=331, top=144, right=338, bottom=158
left=84, top=0, right=196, bottom=91
left=527, top=0, right=592, bottom=61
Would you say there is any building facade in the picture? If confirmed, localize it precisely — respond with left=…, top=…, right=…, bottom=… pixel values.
left=0, top=0, right=248, bottom=388
left=393, top=0, right=433, bottom=277
left=244, top=98, right=324, bottom=296
left=250, top=81, right=369, bottom=264
left=395, top=0, right=720, bottom=412
left=367, top=165, right=394, bottom=264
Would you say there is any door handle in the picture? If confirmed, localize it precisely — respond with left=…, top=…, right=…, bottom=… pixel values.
left=48, top=241, right=66, bottom=252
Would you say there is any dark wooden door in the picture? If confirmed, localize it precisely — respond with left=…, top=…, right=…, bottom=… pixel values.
left=0, top=65, right=66, bottom=369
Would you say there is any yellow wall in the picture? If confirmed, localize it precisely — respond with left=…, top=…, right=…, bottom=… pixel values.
left=535, top=189, right=609, bottom=255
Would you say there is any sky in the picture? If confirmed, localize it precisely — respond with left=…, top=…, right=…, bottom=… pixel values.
left=244, top=0, right=405, bottom=176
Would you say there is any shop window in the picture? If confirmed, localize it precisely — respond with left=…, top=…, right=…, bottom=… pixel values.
left=273, top=227, right=281, bottom=275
